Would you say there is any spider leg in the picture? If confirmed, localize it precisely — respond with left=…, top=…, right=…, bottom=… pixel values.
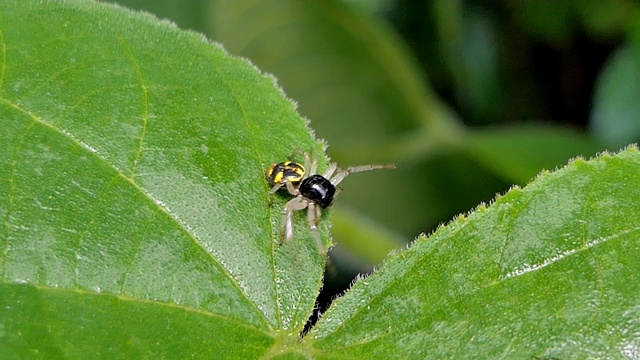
left=346, top=164, right=396, bottom=173
left=268, top=183, right=285, bottom=195
left=316, top=201, right=322, bottom=225
left=323, top=162, right=338, bottom=179
left=307, top=202, right=325, bottom=255
left=281, top=196, right=309, bottom=244
left=284, top=180, right=300, bottom=196
left=307, top=151, right=318, bottom=177
left=329, top=169, right=349, bottom=187
left=281, top=198, right=296, bottom=244
left=330, top=164, right=395, bottom=187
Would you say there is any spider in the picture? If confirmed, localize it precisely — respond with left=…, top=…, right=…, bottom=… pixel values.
left=266, top=151, right=394, bottom=253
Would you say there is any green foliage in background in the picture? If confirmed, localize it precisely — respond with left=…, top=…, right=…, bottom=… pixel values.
left=2, top=0, right=640, bottom=358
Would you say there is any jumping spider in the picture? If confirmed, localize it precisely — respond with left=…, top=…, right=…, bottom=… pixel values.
left=266, top=151, right=394, bottom=253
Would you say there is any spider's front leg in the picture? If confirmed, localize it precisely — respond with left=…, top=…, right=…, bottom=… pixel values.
left=268, top=182, right=285, bottom=195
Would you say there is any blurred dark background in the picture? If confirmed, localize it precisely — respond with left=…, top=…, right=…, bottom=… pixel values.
left=107, top=0, right=640, bottom=324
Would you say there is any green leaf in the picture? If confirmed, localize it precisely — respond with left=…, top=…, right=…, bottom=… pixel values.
left=1, top=1, right=326, bottom=356
left=591, top=44, right=640, bottom=148
left=207, top=0, right=462, bottom=161
left=10, top=2, right=638, bottom=358
left=434, top=1, right=501, bottom=124
left=103, top=0, right=212, bottom=35
left=311, top=147, right=640, bottom=358
left=466, top=124, right=603, bottom=184
left=508, top=0, right=574, bottom=43
left=576, top=0, right=636, bottom=37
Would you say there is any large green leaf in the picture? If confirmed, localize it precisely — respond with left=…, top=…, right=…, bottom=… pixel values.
left=6, top=1, right=640, bottom=359
left=311, top=147, right=640, bottom=358
left=0, top=1, right=327, bottom=357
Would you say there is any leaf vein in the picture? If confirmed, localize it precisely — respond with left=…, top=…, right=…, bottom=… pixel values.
left=501, top=226, right=640, bottom=280
left=117, top=35, right=149, bottom=179
left=0, top=23, right=6, bottom=91
left=0, top=98, right=271, bottom=329
left=1, top=116, right=37, bottom=280
left=8, top=281, right=273, bottom=335
left=206, top=52, right=282, bottom=328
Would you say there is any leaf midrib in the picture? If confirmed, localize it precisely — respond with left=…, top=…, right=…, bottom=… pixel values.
left=2, top=281, right=272, bottom=335
left=0, top=96, right=272, bottom=329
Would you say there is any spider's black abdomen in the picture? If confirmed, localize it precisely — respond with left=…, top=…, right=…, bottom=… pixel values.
left=299, top=175, right=336, bottom=208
